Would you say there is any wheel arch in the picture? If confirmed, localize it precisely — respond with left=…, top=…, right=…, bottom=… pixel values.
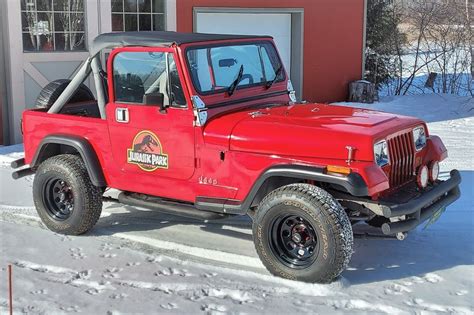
left=31, top=135, right=106, bottom=187
left=243, top=165, right=369, bottom=211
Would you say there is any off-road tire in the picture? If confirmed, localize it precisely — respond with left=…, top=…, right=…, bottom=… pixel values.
left=252, top=183, right=353, bottom=283
left=33, top=154, right=103, bottom=235
left=35, top=79, right=95, bottom=109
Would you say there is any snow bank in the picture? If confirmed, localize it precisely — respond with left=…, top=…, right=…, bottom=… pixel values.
left=336, top=93, right=473, bottom=123
left=0, top=144, right=24, bottom=168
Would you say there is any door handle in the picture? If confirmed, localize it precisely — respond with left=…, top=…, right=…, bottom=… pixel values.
left=116, top=108, right=129, bottom=123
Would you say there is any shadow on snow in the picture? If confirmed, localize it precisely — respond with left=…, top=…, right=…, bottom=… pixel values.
left=90, top=170, right=473, bottom=285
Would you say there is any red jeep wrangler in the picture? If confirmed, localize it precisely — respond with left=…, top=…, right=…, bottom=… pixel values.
left=11, top=31, right=461, bottom=283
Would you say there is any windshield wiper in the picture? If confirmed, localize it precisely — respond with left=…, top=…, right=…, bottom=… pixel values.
left=265, top=65, right=283, bottom=89
left=228, top=65, right=244, bottom=96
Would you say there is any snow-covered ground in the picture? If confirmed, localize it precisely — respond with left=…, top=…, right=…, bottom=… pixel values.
left=379, top=47, right=472, bottom=97
left=0, top=94, right=473, bottom=314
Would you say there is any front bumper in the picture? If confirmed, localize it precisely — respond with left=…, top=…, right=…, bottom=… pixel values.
left=380, top=169, right=461, bottom=235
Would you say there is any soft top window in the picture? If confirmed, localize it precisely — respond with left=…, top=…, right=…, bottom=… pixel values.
left=186, top=42, right=285, bottom=95
left=112, top=51, right=186, bottom=107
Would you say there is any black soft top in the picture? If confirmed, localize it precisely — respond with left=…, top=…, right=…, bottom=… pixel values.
left=90, top=31, right=271, bottom=56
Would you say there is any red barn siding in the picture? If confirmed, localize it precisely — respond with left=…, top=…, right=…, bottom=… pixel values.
left=177, top=0, right=365, bottom=103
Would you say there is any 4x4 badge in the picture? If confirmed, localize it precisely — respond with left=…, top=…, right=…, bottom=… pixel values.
left=127, top=130, right=168, bottom=171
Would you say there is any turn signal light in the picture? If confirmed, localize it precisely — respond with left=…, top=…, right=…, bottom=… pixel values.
left=327, top=165, right=351, bottom=175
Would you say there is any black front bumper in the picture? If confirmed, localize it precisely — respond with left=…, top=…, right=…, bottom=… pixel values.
left=380, top=169, right=461, bottom=235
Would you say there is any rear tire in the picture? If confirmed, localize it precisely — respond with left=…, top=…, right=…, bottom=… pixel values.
left=252, top=183, right=353, bottom=283
left=35, top=79, right=95, bottom=109
left=33, top=154, right=103, bottom=235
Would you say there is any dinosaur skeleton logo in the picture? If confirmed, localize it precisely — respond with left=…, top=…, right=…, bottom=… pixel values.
left=127, top=131, right=168, bottom=171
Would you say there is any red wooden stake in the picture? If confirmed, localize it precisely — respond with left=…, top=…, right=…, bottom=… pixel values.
left=8, top=264, right=12, bottom=315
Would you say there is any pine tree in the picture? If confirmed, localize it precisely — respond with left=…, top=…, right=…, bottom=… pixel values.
left=365, top=0, right=406, bottom=87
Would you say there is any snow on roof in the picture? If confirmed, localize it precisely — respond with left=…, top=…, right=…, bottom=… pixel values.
left=90, top=31, right=272, bottom=57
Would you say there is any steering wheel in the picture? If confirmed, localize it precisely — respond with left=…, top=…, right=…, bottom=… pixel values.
left=241, top=74, right=254, bottom=85
left=171, top=83, right=186, bottom=105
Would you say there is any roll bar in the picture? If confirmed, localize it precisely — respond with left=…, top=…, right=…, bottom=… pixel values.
left=47, top=54, right=107, bottom=119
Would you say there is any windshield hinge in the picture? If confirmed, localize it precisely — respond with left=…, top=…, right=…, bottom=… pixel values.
left=191, top=95, right=208, bottom=126
left=287, top=80, right=297, bottom=103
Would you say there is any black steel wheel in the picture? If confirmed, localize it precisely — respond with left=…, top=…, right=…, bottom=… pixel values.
left=252, top=183, right=353, bottom=283
left=43, top=177, right=74, bottom=221
left=33, top=154, right=103, bottom=235
left=269, top=214, right=319, bottom=269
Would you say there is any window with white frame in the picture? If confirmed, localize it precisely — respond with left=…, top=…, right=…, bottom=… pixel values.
left=21, top=0, right=86, bottom=52
left=111, top=0, right=166, bottom=32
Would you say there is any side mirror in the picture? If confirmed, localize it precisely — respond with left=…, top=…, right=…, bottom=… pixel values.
left=143, top=93, right=167, bottom=113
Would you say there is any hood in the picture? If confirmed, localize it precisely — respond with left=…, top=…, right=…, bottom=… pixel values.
left=203, top=103, right=423, bottom=161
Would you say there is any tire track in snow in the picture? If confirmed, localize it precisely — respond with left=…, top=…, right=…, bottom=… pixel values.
left=112, top=232, right=265, bottom=270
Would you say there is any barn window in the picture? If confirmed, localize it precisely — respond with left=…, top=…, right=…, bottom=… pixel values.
left=111, top=0, right=166, bottom=32
left=21, top=0, right=86, bottom=52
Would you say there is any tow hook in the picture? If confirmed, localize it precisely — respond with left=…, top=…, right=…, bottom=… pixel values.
left=390, top=216, right=408, bottom=240
left=396, top=232, right=407, bottom=241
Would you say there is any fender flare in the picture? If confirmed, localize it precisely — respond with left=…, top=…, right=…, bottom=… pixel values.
left=242, top=165, right=369, bottom=207
left=196, top=164, right=369, bottom=215
left=31, top=135, right=106, bottom=187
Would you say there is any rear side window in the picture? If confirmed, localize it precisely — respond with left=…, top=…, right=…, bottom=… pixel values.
left=113, top=51, right=186, bottom=107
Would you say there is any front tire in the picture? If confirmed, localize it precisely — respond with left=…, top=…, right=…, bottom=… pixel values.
left=252, top=184, right=353, bottom=283
left=33, top=154, right=103, bottom=235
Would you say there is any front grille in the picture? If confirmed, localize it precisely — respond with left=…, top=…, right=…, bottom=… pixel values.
left=387, top=132, right=416, bottom=188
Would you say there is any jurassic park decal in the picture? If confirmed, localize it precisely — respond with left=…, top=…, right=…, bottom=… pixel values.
left=127, top=131, right=168, bottom=171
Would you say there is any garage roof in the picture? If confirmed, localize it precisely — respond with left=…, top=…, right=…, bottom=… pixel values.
left=90, top=31, right=271, bottom=56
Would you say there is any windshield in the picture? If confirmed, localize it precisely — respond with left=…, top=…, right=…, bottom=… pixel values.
left=186, top=42, right=285, bottom=95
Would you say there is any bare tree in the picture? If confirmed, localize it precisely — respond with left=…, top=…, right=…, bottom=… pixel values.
left=25, top=3, right=37, bottom=50
left=466, top=0, right=473, bottom=81
left=385, top=0, right=472, bottom=96
left=423, top=2, right=470, bottom=94
left=69, top=0, right=85, bottom=50
left=393, top=0, right=440, bottom=95
left=56, top=0, right=84, bottom=50
left=24, top=0, right=53, bottom=51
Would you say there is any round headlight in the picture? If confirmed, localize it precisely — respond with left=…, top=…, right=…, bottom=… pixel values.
left=374, top=140, right=389, bottom=167
left=429, top=161, right=440, bottom=182
left=413, top=126, right=427, bottom=151
left=417, top=165, right=429, bottom=188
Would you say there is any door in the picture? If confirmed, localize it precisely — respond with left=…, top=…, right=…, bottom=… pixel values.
left=106, top=48, right=195, bottom=188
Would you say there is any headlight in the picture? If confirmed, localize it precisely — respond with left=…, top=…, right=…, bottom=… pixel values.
left=374, top=140, right=389, bottom=166
left=413, top=126, right=427, bottom=151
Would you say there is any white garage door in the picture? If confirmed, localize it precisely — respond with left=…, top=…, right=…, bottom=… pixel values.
left=195, top=12, right=292, bottom=75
